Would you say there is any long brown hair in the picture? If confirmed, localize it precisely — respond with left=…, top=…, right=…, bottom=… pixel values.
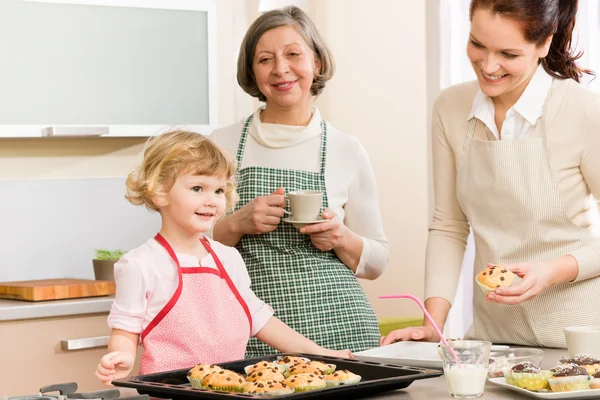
left=469, top=0, right=594, bottom=82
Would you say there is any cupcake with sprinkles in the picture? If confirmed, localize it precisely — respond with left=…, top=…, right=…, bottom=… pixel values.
left=324, top=369, right=362, bottom=386
left=503, top=361, right=552, bottom=391
left=548, top=363, right=592, bottom=392
left=283, top=373, right=327, bottom=392
left=559, top=355, right=600, bottom=375
left=243, top=380, right=294, bottom=396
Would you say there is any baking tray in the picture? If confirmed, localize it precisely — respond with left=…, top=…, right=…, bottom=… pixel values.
left=113, top=353, right=443, bottom=399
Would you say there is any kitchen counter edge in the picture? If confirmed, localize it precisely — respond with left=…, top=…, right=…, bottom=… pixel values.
left=0, top=296, right=114, bottom=321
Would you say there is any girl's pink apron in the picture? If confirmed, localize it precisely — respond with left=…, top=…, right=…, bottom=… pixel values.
left=139, top=234, right=252, bottom=374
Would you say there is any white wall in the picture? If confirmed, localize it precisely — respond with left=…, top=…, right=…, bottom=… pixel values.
left=311, top=0, right=429, bottom=318
left=1, top=0, right=431, bottom=320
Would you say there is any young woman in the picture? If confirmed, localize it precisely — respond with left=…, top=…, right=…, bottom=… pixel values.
left=382, top=0, right=600, bottom=347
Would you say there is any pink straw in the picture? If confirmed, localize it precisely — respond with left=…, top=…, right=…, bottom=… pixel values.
left=380, top=293, right=463, bottom=368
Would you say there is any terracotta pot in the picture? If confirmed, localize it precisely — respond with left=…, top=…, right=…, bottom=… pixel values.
left=92, top=259, right=117, bottom=281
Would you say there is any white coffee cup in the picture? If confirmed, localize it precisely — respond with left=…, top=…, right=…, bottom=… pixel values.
left=287, top=190, right=323, bottom=222
left=564, top=326, right=600, bottom=358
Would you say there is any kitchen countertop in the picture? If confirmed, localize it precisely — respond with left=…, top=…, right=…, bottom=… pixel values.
left=0, top=295, right=114, bottom=321
left=361, top=346, right=570, bottom=399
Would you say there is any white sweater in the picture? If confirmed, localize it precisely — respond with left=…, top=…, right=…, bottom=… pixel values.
left=210, top=107, right=389, bottom=279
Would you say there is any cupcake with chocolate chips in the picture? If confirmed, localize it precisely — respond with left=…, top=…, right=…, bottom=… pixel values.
left=274, top=355, right=310, bottom=371
left=559, top=355, right=600, bottom=375
left=246, top=366, right=285, bottom=383
left=503, top=361, right=552, bottom=391
left=548, top=363, right=592, bottom=392
left=305, top=360, right=336, bottom=375
left=202, top=370, right=247, bottom=392
left=324, top=369, right=362, bottom=386
left=283, top=373, right=327, bottom=392
left=476, top=265, right=516, bottom=295
left=284, top=363, right=325, bottom=378
left=243, top=380, right=294, bottom=396
left=244, top=360, right=283, bottom=375
left=187, top=364, right=224, bottom=388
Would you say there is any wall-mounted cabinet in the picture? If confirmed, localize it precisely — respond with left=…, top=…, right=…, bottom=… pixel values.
left=0, top=0, right=217, bottom=138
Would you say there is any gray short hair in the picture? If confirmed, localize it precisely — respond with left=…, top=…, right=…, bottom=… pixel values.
left=237, top=6, right=335, bottom=102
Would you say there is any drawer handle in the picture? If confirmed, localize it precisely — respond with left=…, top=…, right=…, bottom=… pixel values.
left=60, top=336, right=109, bottom=351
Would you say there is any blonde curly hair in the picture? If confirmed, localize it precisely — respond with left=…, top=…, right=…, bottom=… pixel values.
left=125, top=130, right=237, bottom=212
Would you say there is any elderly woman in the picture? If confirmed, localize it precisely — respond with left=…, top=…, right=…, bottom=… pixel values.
left=211, top=6, right=389, bottom=357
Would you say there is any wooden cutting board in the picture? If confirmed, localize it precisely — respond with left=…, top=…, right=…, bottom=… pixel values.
left=0, top=279, right=116, bottom=301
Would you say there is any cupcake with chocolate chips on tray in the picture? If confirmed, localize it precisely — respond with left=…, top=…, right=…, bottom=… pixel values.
left=284, top=363, right=325, bottom=378
left=283, top=373, right=327, bottom=392
left=476, top=265, right=516, bottom=295
left=274, top=355, right=311, bottom=371
left=559, top=355, right=600, bottom=375
left=548, top=363, right=592, bottom=392
left=503, top=361, right=552, bottom=391
left=243, top=380, right=294, bottom=396
left=187, top=364, right=224, bottom=388
left=244, top=360, right=283, bottom=375
left=305, top=360, right=336, bottom=375
left=324, top=369, right=362, bottom=387
left=202, top=370, right=247, bottom=392
left=246, top=366, right=286, bottom=383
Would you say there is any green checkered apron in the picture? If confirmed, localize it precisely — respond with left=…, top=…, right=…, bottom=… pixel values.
left=235, top=115, right=380, bottom=357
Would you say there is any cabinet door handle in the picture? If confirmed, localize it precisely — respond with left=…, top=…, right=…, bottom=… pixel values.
left=60, top=336, right=109, bottom=351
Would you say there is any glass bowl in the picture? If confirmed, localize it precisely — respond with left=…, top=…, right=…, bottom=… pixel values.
left=487, top=348, right=544, bottom=378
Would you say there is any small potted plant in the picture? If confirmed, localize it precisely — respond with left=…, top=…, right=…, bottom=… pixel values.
left=92, top=249, right=125, bottom=281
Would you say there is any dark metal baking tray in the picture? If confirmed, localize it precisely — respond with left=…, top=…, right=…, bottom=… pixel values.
left=113, top=353, right=443, bottom=399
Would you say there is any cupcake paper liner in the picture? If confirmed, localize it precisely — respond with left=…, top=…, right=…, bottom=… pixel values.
left=324, top=375, right=362, bottom=387
left=548, top=375, right=592, bottom=392
left=187, top=376, right=205, bottom=389
left=208, top=384, right=246, bottom=393
left=509, top=371, right=553, bottom=391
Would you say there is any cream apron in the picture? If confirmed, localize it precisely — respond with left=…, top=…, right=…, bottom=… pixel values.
left=457, top=90, right=600, bottom=347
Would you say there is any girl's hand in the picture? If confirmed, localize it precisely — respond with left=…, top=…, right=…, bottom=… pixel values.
left=233, top=187, right=286, bottom=235
left=486, top=256, right=578, bottom=305
left=380, top=326, right=440, bottom=346
left=320, top=348, right=354, bottom=359
left=300, top=208, right=344, bottom=251
left=95, top=351, right=135, bottom=386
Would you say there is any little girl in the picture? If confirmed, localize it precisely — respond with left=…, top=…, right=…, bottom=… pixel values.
left=95, top=131, right=351, bottom=385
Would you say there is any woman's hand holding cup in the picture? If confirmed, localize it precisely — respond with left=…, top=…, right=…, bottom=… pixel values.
left=234, top=187, right=287, bottom=235
left=300, top=208, right=345, bottom=251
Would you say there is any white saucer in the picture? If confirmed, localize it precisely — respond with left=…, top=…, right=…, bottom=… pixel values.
left=282, top=217, right=328, bottom=229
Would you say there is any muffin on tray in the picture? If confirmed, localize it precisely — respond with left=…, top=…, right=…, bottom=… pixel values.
left=187, top=364, right=224, bottom=388
left=324, top=369, right=362, bottom=386
left=305, top=360, right=336, bottom=375
left=274, top=355, right=310, bottom=371
left=283, top=373, right=327, bottom=392
left=202, top=370, right=247, bottom=392
left=548, top=363, right=592, bottom=392
left=246, top=366, right=285, bottom=383
left=476, top=265, right=515, bottom=295
left=284, top=363, right=325, bottom=378
left=244, top=360, right=283, bottom=375
left=503, top=361, right=552, bottom=391
left=243, top=380, right=294, bottom=396
left=559, top=355, right=600, bottom=375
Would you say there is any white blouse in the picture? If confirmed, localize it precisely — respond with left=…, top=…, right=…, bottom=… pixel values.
left=468, top=65, right=553, bottom=140
left=210, top=107, right=389, bottom=279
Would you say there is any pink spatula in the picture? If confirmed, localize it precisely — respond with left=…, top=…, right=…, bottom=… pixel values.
left=380, top=293, right=463, bottom=368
